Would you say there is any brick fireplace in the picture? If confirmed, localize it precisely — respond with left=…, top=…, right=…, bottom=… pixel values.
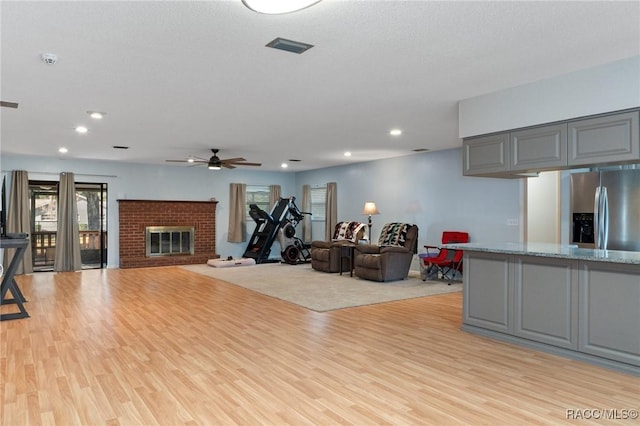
left=118, top=200, right=219, bottom=268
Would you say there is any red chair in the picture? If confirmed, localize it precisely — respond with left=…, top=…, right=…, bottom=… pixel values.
left=423, top=231, right=469, bottom=284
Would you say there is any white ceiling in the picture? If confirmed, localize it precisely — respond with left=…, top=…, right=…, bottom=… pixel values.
left=1, top=1, right=639, bottom=172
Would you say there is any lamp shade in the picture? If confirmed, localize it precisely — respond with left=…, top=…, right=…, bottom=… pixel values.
left=362, top=202, right=380, bottom=216
left=242, top=0, right=322, bottom=14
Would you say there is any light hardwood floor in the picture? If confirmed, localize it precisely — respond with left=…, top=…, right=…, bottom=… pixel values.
left=1, top=267, right=638, bottom=425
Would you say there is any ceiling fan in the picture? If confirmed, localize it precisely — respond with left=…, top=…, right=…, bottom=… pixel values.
left=166, top=149, right=261, bottom=170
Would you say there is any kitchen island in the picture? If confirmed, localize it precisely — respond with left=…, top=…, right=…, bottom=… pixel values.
left=445, top=242, right=640, bottom=375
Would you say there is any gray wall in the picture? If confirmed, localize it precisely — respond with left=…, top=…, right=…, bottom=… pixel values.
left=1, top=154, right=296, bottom=266
left=295, top=148, right=522, bottom=248
left=2, top=148, right=522, bottom=268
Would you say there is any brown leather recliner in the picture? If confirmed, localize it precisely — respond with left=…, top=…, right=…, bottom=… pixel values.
left=354, top=223, right=418, bottom=282
left=311, top=221, right=366, bottom=273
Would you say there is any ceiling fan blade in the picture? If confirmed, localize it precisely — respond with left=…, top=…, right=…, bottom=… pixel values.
left=222, top=164, right=236, bottom=169
left=230, top=162, right=262, bottom=167
left=1, top=101, right=19, bottom=109
left=221, top=157, right=246, bottom=163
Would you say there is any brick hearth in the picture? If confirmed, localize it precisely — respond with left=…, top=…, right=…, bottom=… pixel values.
left=118, top=200, right=218, bottom=268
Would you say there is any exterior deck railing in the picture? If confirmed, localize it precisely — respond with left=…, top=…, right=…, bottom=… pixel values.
left=31, top=230, right=106, bottom=269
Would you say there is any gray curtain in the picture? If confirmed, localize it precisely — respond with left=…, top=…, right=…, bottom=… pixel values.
left=269, top=185, right=281, bottom=211
left=325, top=182, right=338, bottom=241
left=228, top=183, right=247, bottom=242
left=3, top=170, right=33, bottom=274
left=54, top=172, right=82, bottom=272
left=301, top=184, right=312, bottom=242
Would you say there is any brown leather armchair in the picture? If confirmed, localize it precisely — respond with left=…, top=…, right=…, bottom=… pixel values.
left=354, top=223, right=418, bottom=282
left=311, top=221, right=366, bottom=273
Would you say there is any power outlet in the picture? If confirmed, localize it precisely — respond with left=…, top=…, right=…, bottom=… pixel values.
left=507, top=218, right=519, bottom=226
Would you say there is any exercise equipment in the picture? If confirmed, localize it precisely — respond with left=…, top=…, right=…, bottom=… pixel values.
left=278, top=205, right=312, bottom=265
left=243, top=196, right=311, bottom=264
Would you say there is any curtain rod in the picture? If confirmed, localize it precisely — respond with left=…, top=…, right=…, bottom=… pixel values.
left=1, top=170, right=117, bottom=178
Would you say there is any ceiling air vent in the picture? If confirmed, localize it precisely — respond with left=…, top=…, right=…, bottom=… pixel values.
left=266, top=37, right=314, bottom=54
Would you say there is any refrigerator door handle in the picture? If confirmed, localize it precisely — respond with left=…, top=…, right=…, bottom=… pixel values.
left=601, top=186, right=609, bottom=250
left=594, top=187, right=601, bottom=249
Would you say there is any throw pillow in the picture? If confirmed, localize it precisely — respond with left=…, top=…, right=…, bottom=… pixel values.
left=378, top=222, right=409, bottom=246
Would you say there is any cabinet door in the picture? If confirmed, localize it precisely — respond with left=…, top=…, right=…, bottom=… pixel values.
left=462, top=133, right=509, bottom=176
left=510, top=124, right=567, bottom=172
left=578, top=261, right=640, bottom=367
left=513, top=256, right=578, bottom=349
left=463, top=252, right=512, bottom=333
left=568, top=111, right=639, bottom=167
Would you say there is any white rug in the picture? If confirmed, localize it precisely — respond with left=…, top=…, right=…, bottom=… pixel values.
left=180, top=262, right=462, bottom=312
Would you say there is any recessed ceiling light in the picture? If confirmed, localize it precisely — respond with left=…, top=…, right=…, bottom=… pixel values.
left=344, top=151, right=352, bottom=157
left=75, top=126, right=88, bottom=134
left=58, top=147, right=68, bottom=153
left=390, top=129, right=402, bottom=136
left=88, top=111, right=105, bottom=119
left=242, top=0, right=322, bottom=14
left=187, top=158, right=195, bottom=163
left=281, top=163, right=288, bottom=169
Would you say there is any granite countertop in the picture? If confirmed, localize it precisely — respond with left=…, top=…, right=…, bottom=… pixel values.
left=443, top=242, right=640, bottom=265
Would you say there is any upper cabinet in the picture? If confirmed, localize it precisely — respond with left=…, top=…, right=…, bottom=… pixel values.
left=510, top=123, right=567, bottom=172
left=463, top=109, right=640, bottom=177
left=462, top=133, right=509, bottom=176
left=568, top=111, right=639, bottom=167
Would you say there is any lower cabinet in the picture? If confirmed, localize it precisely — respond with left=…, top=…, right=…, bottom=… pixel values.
left=463, top=251, right=512, bottom=333
left=513, top=256, right=578, bottom=350
left=578, top=261, right=640, bottom=366
left=463, top=252, right=640, bottom=369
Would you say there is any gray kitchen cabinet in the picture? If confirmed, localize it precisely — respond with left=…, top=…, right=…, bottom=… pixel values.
left=462, top=133, right=509, bottom=176
left=568, top=110, right=639, bottom=167
left=510, top=123, right=568, bottom=172
left=463, top=252, right=512, bottom=333
left=513, top=256, right=578, bottom=349
left=578, top=261, right=640, bottom=366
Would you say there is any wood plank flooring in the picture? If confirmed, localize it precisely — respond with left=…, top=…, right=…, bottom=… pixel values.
left=1, top=267, right=638, bottom=425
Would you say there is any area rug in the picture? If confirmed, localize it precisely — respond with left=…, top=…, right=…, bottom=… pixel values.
left=180, top=262, right=462, bottom=312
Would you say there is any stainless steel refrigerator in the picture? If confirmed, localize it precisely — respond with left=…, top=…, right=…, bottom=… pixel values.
left=570, top=169, right=640, bottom=251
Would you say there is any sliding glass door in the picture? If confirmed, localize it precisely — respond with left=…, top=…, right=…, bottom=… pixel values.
left=75, top=182, right=108, bottom=269
left=29, top=180, right=108, bottom=271
left=30, top=181, right=58, bottom=271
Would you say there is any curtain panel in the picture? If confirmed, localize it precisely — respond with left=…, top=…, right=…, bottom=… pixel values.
left=269, top=185, right=281, bottom=211
left=228, top=183, right=247, bottom=242
left=325, top=182, right=338, bottom=241
left=3, top=170, right=33, bottom=274
left=301, top=184, right=312, bottom=242
left=54, top=172, right=82, bottom=271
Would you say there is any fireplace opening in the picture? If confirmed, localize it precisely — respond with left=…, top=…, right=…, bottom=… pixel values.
left=146, top=226, right=195, bottom=256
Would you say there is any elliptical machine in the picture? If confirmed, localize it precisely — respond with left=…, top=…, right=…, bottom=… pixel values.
left=278, top=201, right=312, bottom=265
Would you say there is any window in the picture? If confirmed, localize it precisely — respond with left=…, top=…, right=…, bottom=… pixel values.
left=310, top=186, right=326, bottom=221
left=246, top=185, right=270, bottom=216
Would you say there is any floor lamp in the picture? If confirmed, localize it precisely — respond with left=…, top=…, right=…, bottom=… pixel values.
left=362, top=201, right=380, bottom=242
